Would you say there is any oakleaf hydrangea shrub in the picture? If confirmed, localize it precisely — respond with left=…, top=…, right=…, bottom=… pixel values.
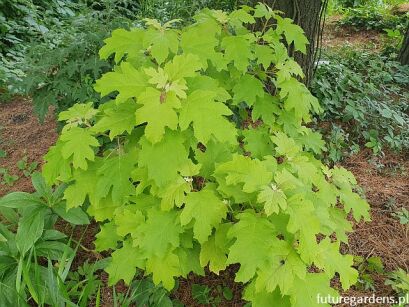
left=42, top=4, right=370, bottom=306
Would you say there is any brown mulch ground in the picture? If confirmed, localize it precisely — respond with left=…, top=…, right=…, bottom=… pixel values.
left=393, top=3, right=409, bottom=14
left=322, top=16, right=384, bottom=51
left=0, top=97, right=57, bottom=196
left=345, top=151, right=409, bottom=272
left=173, top=265, right=246, bottom=307
left=338, top=150, right=409, bottom=306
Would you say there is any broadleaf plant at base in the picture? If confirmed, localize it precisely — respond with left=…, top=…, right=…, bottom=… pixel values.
left=41, top=3, right=371, bottom=306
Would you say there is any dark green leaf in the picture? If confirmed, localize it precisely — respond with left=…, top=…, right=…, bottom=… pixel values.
left=53, top=203, right=90, bottom=225
left=16, top=206, right=46, bottom=256
left=0, top=192, right=44, bottom=209
left=31, top=172, right=51, bottom=198
left=36, top=241, right=74, bottom=260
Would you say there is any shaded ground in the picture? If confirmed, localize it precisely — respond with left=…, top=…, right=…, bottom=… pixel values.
left=0, top=97, right=57, bottom=196
left=346, top=151, right=409, bottom=272
left=322, top=16, right=383, bottom=51
left=173, top=265, right=246, bottom=307
left=339, top=150, right=409, bottom=306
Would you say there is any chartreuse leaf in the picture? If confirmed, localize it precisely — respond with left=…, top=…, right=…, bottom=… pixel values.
left=176, top=245, right=204, bottom=277
left=63, top=162, right=99, bottom=209
left=95, top=221, right=121, bottom=251
left=210, top=9, right=229, bottom=24
left=143, top=23, right=179, bottom=64
left=327, top=208, right=353, bottom=243
left=145, top=67, right=168, bottom=89
left=180, top=19, right=220, bottom=68
left=158, top=177, right=191, bottom=211
left=217, top=154, right=272, bottom=193
left=286, top=195, right=320, bottom=263
left=289, top=273, right=339, bottom=307
left=99, top=28, right=144, bottom=62
left=164, top=53, right=203, bottom=80
left=58, top=102, right=98, bottom=129
left=145, top=65, right=189, bottom=99
left=138, top=132, right=190, bottom=187
left=96, top=151, right=137, bottom=204
left=330, top=166, right=357, bottom=189
left=106, top=240, right=145, bottom=285
left=92, top=100, right=137, bottom=139
left=200, top=223, right=231, bottom=274
left=180, top=185, right=227, bottom=243
left=60, top=127, right=99, bottom=170
left=146, top=251, right=181, bottom=290
left=340, top=189, right=371, bottom=222
left=254, top=44, right=275, bottom=69
left=94, top=62, right=148, bottom=103
left=271, top=131, right=301, bottom=158
left=42, top=141, right=72, bottom=185
left=255, top=241, right=306, bottom=295
left=315, top=238, right=358, bottom=290
left=276, top=16, right=309, bottom=54
left=229, top=8, right=255, bottom=25
left=242, top=127, right=272, bottom=159
left=87, top=196, right=120, bottom=222
left=227, top=212, right=278, bottom=282
left=135, top=87, right=180, bottom=144
left=195, top=140, right=232, bottom=178
left=244, top=283, right=291, bottom=307
left=252, top=95, right=281, bottom=126
left=221, top=34, right=253, bottom=72
left=253, top=2, right=276, bottom=19
left=232, top=74, right=264, bottom=106
left=275, top=58, right=304, bottom=84
left=135, top=208, right=182, bottom=258
left=295, top=129, right=326, bottom=154
left=257, top=184, right=287, bottom=216
left=187, top=75, right=231, bottom=102
left=179, top=90, right=237, bottom=145
left=278, top=77, right=322, bottom=122
left=114, top=208, right=144, bottom=239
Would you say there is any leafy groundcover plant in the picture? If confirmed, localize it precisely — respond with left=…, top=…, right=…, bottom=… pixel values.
left=36, top=3, right=370, bottom=306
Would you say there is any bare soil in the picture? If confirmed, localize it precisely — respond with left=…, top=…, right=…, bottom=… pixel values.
left=322, top=16, right=384, bottom=51
left=339, top=150, right=409, bottom=306
left=0, top=97, right=57, bottom=196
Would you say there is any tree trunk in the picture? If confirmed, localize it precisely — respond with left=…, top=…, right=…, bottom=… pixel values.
left=253, top=0, right=327, bottom=87
left=398, top=26, right=409, bottom=65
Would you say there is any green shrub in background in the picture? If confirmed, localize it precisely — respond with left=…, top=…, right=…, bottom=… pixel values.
left=0, top=0, right=83, bottom=92
left=338, top=5, right=408, bottom=31
left=134, top=0, right=244, bottom=23
left=0, top=0, right=139, bottom=108
left=0, top=0, right=78, bottom=54
left=329, top=0, right=408, bottom=10
left=22, top=12, right=131, bottom=120
left=335, top=0, right=379, bottom=7
left=383, top=28, right=405, bottom=56
left=312, top=48, right=409, bottom=162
